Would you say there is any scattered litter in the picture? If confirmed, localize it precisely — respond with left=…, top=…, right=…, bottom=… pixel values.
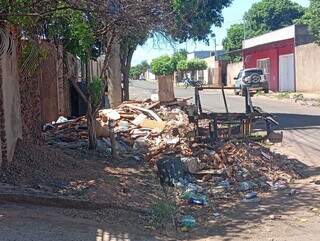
left=140, top=119, right=167, bottom=132
left=180, top=215, right=196, bottom=231
left=239, top=181, right=254, bottom=192
left=123, top=104, right=162, bottom=121
left=181, top=157, right=203, bottom=174
left=100, top=109, right=120, bottom=121
left=42, top=100, right=302, bottom=207
left=165, top=137, right=180, bottom=145
left=269, top=215, right=276, bottom=220
left=43, top=123, right=55, bottom=131
left=268, top=215, right=281, bottom=220
left=288, top=189, right=297, bottom=196
left=245, top=192, right=257, bottom=199
left=298, top=218, right=308, bottom=223
left=242, top=197, right=260, bottom=203
left=55, top=116, right=68, bottom=124
left=132, top=114, right=147, bottom=126
left=261, top=151, right=271, bottom=160
left=117, top=120, right=130, bottom=131
left=188, top=194, right=208, bottom=206
left=242, top=192, right=260, bottom=203
left=268, top=180, right=288, bottom=190
left=213, top=211, right=222, bottom=218
left=216, top=180, right=231, bottom=189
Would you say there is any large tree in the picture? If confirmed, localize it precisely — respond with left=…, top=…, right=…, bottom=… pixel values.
left=169, top=0, right=232, bottom=42
left=120, top=32, right=148, bottom=101
left=300, top=0, right=320, bottom=44
left=243, top=0, right=305, bottom=37
left=222, top=23, right=244, bottom=62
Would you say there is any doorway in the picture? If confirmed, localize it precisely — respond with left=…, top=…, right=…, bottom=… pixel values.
left=279, top=54, right=295, bottom=92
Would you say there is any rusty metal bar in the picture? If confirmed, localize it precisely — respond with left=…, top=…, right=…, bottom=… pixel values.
left=197, top=86, right=241, bottom=91
left=221, top=86, right=229, bottom=114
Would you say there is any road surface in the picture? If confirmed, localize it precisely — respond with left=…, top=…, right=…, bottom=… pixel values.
left=130, top=80, right=320, bottom=172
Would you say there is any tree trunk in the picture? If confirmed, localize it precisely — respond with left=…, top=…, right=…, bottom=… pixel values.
left=121, top=47, right=134, bottom=101
left=108, top=120, right=119, bottom=159
left=87, top=105, right=97, bottom=150
left=123, top=69, right=130, bottom=101
left=108, top=42, right=122, bottom=108
left=158, top=75, right=175, bottom=103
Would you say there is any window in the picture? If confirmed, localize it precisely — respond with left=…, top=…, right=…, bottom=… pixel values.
left=257, top=58, right=270, bottom=81
left=244, top=69, right=263, bottom=76
left=257, top=58, right=270, bottom=74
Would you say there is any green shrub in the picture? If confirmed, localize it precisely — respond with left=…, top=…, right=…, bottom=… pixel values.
left=88, top=77, right=102, bottom=107
left=177, top=59, right=188, bottom=72
left=187, top=59, right=207, bottom=71
left=151, top=55, right=175, bottom=76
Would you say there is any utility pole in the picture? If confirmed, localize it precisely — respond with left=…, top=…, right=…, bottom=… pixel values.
left=214, top=37, right=217, bottom=59
left=243, top=19, right=246, bottom=40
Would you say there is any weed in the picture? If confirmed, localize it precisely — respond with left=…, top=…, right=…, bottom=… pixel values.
left=255, top=91, right=265, bottom=96
left=151, top=199, right=177, bottom=228
left=276, top=92, right=290, bottom=99
left=293, top=93, right=304, bottom=102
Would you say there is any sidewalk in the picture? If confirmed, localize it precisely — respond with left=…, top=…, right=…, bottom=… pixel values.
left=257, top=91, right=320, bottom=108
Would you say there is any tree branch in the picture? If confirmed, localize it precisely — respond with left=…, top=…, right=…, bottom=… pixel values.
left=70, top=80, right=89, bottom=105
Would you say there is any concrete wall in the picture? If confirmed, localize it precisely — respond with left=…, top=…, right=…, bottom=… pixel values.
left=39, top=42, right=59, bottom=123
left=227, top=61, right=243, bottom=86
left=202, top=56, right=216, bottom=85
left=295, top=43, right=320, bottom=93
left=0, top=24, right=22, bottom=165
left=145, top=69, right=156, bottom=81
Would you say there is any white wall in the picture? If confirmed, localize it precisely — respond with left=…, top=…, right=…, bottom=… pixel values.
left=295, top=43, right=320, bottom=93
left=227, top=62, right=243, bottom=86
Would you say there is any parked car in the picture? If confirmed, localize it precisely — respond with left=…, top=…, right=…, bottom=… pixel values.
left=234, top=68, right=269, bottom=95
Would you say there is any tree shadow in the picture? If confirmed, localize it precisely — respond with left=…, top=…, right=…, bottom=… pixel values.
left=272, top=113, right=320, bottom=130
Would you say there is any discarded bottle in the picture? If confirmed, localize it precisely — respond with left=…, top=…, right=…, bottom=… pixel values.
left=188, top=195, right=208, bottom=206
left=181, top=191, right=194, bottom=200
left=242, top=192, right=260, bottom=203
left=180, top=215, right=196, bottom=230
left=245, top=192, right=258, bottom=199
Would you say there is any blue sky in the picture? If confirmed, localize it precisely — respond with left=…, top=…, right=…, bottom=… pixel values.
left=132, top=0, right=309, bottom=65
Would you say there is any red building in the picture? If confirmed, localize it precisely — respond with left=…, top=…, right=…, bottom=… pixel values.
left=242, top=25, right=313, bottom=92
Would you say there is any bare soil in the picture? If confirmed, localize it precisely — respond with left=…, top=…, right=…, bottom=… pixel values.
left=1, top=140, right=320, bottom=240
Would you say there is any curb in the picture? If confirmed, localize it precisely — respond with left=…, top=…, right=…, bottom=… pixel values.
left=0, top=192, right=150, bottom=214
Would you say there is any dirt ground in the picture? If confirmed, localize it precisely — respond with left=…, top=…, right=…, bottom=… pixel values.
left=0, top=140, right=163, bottom=211
left=0, top=139, right=320, bottom=240
left=0, top=179, right=319, bottom=241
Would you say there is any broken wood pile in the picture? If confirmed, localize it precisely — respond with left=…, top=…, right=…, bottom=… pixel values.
left=43, top=100, right=302, bottom=187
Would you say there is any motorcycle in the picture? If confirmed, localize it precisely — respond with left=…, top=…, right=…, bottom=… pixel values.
left=183, top=78, right=203, bottom=88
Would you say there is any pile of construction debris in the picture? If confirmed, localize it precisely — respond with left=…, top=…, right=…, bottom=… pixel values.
left=44, top=100, right=302, bottom=190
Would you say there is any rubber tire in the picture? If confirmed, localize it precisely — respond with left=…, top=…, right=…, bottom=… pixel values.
left=264, top=89, right=269, bottom=94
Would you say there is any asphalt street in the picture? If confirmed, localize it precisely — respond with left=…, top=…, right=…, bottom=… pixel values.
left=130, top=80, right=320, bottom=170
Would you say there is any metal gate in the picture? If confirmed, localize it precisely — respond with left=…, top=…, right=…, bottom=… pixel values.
left=279, top=54, right=295, bottom=92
